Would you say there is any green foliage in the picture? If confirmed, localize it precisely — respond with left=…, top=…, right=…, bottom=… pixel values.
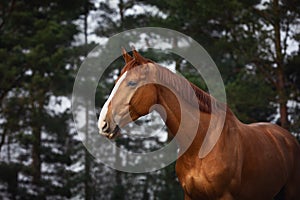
left=227, top=70, right=276, bottom=123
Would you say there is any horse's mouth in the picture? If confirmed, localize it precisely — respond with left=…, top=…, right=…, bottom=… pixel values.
left=101, top=126, right=121, bottom=139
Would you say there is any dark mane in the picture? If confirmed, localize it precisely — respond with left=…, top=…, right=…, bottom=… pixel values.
left=121, top=60, right=224, bottom=113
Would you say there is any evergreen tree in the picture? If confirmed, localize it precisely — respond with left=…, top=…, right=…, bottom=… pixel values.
left=0, top=0, right=92, bottom=198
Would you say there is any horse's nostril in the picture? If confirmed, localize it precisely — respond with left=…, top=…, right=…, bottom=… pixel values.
left=102, top=121, right=109, bottom=132
left=103, top=121, right=107, bottom=128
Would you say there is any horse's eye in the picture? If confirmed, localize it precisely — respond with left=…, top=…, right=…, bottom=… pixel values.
left=127, top=80, right=137, bottom=87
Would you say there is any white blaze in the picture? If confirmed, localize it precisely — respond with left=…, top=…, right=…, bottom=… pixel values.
left=98, top=71, right=128, bottom=132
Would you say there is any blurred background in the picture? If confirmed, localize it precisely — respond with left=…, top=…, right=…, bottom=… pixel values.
left=0, top=0, right=300, bottom=199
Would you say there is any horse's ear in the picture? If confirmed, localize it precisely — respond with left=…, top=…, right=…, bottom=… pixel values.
left=133, top=49, right=147, bottom=64
left=122, top=47, right=133, bottom=63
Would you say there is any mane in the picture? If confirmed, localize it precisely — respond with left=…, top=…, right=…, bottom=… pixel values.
left=120, top=59, right=224, bottom=113
left=155, top=65, right=216, bottom=113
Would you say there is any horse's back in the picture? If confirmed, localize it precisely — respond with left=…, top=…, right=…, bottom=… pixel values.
left=247, top=122, right=300, bottom=169
left=270, top=125, right=300, bottom=200
left=243, top=122, right=300, bottom=200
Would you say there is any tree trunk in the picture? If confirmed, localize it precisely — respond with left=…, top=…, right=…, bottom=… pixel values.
left=83, top=4, right=93, bottom=199
left=84, top=101, right=92, bottom=200
left=32, top=126, right=41, bottom=185
left=118, top=0, right=124, bottom=29
left=273, top=0, right=289, bottom=129
left=31, top=94, right=44, bottom=199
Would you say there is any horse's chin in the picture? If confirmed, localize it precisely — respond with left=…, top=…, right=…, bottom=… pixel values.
left=100, top=126, right=121, bottom=139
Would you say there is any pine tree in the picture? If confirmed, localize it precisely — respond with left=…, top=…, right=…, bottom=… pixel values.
left=0, top=0, right=92, bottom=198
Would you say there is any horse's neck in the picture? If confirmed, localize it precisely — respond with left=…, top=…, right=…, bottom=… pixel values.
left=155, top=84, right=211, bottom=152
left=155, top=85, right=181, bottom=134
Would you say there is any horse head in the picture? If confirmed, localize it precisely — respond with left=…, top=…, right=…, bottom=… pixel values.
left=98, top=49, right=158, bottom=139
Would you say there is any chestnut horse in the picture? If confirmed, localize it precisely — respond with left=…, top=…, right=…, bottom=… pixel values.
left=98, top=49, right=300, bottom=200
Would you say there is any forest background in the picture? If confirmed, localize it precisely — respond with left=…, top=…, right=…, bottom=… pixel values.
left=0, top=0, right=300, bottom=199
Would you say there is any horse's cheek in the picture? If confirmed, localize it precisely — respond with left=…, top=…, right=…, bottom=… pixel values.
left=134, top=86, right=157, bottom=115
